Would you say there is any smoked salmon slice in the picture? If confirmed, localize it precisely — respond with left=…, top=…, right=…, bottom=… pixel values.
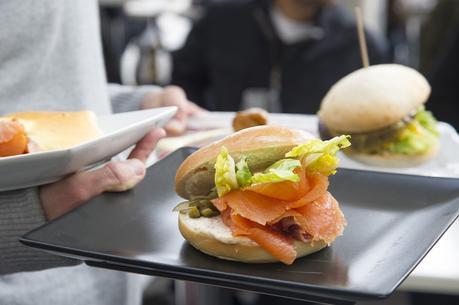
left=295, top=192, right=346, bottom=244
left=267, top=210, right=311, bottom=233
left=247, top=227, right=296, bottom=265
left=245, top=168, right=309, bottom=201
left=210, top=170, right=346, bottom=264
left=213, top=190, right=288, bottom=225
left=211, top=196, right=228, bottom=212
left=286, top=174, right=329, bottom=209
left=226, top=210, right=297, bottom=265
left=0, top=120, right=28, bottom=157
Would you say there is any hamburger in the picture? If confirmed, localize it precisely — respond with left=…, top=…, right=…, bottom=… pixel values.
left=318, top=64, right=440, bottom=167
left=174, top=126, right=349, bottom=265
left=0, top=111, right=102, bottom=156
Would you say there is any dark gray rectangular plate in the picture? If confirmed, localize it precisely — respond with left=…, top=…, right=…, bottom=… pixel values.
left=21, top=147, right=459, bottom=304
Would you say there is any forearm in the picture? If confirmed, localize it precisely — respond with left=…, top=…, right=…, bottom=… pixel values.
left=0, top=188, right=78, bottom=275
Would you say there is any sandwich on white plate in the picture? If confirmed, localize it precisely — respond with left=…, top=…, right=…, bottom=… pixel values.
left=318, top=64, right=440, bottom=167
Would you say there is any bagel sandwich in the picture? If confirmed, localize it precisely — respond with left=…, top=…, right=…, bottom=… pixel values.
left=174, top=126, right=350, bottom=265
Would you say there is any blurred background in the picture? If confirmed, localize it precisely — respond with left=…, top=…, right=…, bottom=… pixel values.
left=99, top=0, right=458, bottom=131
left=97, top=0, right=459, bottom=304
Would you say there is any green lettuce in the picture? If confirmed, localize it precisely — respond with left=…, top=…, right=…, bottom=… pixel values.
left=213, top=137, right=351, bottom=195
left=236, top=157, right=252, bottom=187
left=251, top=159, right=301, bottom=184
left=214, top=146, right=238, bottom=197
left=384, top=108, right=439, bottom=155
left=416, top=107, right=439, bottom=136
left=285, top=135, right=351, bottom=175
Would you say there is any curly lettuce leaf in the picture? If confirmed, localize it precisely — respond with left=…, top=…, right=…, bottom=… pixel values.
left=384, top=108, right=439, bottom=155
left=213, top=137, right=350, bottom=195
left=385, top=121, right=437, bottom=155
left=415, top=108, right=439, bottom=137
left=286, top=135, right=351, bottom=158
left=251, top=159, right=301, bottom=184
left=307, top=154, right=340, bottom=175
left=285, top=135, right=351, bottom=175
left=236, top=157, right=252, bottom=187
left=214, top=146, right=238, bottom=197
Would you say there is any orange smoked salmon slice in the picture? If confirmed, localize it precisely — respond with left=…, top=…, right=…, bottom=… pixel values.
left=245, top=168, right=310, bottom=201
left=0, top=120, right=28, bottom=157
left=212, top=190, right=288, bottom=225
left=295, top=192, right=346, bottom=244
left=225, top=210, right=297, bottom=265
left=268, top=210, right=308, bottom=228
left=211, top=196, right=228, bottom=212
left=286, top=174, right=329, bottom=209
left=248, top=227, right=296, bottom=265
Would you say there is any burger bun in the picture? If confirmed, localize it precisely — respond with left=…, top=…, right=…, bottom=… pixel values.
left=318, top=64, right=431, bottom=133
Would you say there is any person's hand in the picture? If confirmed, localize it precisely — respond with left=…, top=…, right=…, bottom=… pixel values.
left=39, top=128, right=166, bottom=221
left=141, top=85, right=205, bottom=136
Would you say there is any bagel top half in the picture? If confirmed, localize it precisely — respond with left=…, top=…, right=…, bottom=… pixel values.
left=175, top=125, right=313, bottom=199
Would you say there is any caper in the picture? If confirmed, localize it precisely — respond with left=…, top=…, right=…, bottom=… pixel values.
left=200, top=208, right=214, bottom=217
left=188, top=206, right=201, bottom=218
left=200, top=199, right=212, bottom=207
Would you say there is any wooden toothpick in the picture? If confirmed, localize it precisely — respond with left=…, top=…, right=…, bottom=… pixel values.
left=354, top=7, right=370, bottom=68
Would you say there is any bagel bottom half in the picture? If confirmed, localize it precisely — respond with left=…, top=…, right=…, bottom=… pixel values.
left=178, top=213, right=327, bottom=263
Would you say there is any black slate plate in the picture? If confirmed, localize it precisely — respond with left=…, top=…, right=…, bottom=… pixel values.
left=21, top=147, right=459, bottom=304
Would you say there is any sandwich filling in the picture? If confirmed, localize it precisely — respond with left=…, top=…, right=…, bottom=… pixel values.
left=175, top=136, right=350, bottom=264
left=319, top=107, right=439, bottom=156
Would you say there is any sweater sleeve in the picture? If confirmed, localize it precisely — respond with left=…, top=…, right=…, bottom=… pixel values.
left=0, top=188, right=78, bottom=275
left=108, top=83, right=163, bottom=113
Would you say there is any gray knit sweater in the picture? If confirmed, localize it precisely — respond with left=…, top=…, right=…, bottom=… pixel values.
left=0, top=1, right=158, bottom=304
